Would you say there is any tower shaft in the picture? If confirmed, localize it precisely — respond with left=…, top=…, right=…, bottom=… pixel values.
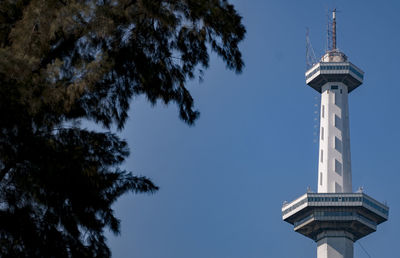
left=317, top=231, right=353, bottom=258
left=318, top=82, right=352, bottom=193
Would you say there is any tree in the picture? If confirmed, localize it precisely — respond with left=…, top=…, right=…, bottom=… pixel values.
left=0, top=0, right=245, bottom=257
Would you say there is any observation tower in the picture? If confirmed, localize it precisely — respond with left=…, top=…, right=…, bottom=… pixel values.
left=282, top=10, right=388, bottom=258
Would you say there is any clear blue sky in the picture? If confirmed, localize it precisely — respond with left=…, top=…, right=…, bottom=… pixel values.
left=106, top=1, right=400, bottom=257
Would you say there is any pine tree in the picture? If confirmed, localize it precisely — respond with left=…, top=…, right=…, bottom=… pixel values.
left=0, top=0, right=245, bottom=256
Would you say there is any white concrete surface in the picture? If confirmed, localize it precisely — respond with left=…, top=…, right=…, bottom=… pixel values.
left=318, top=82, right=352, bottom=193
left=317, top=231, right=354, bottom=258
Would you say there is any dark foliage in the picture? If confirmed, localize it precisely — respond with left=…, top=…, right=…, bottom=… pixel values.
left=0, top=0, right=245, bottom=256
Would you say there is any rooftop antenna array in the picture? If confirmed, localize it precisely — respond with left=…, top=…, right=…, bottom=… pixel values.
left=306, top=28, right=317, bottom=70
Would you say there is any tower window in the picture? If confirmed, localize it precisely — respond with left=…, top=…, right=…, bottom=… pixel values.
left=334, top=92, right=340, bottom=105
left=322, top=105, right=325, bottom=118
left=335, top=159, right=342, bottom=175
left=331, top=85, right=338, bottom=90
left=335, top=137, right=342, bottom=153
left=320, top=149, right=323, bottom=163
left=320, top=172, right=323, bottom=186
left=321, top=127, right=324, bottom=140
left=334, top=115, right=341, bottom=129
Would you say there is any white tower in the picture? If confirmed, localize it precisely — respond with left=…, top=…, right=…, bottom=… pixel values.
left=317, top=10, right=352, bottom=194
left=282, top=10, right=388, bottom=258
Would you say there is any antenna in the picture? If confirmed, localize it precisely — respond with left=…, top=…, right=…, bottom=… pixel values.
left=306, top=28, right=317, bottom=70
left=332, top=9, right=337, bottom=50
left=327, top=8, right=339, bottom=51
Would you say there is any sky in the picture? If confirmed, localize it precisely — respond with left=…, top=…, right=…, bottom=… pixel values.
left=106, top=1, right=400, bottom=257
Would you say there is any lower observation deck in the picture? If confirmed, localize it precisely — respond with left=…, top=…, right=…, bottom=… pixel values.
left=282, top=193, right=389, bottom=241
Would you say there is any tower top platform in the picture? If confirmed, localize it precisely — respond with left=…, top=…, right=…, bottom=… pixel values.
left=305, top=8, right=364, bottom=94
left=305, top=57, right=364, bottom=93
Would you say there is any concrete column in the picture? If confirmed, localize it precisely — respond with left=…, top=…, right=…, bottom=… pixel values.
left=317, top=231, right=354, bottom=258
left=318, top=82, right=352, bottom=193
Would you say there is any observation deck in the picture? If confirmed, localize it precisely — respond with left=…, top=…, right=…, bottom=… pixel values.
left=305, top=52, right=364, bottom=93
left=282, top=193, right=388, bottom=242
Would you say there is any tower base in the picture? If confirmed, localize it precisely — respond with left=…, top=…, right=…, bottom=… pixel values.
left=282, top=193, right=389, bottom=257
left=317, top=231, right=353, bottom=258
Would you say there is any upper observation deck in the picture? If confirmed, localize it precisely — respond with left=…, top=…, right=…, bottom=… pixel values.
left=305, top=51, right=364, bottom=93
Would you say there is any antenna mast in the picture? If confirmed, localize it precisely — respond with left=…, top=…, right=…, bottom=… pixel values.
left=306, top=28, right=317, bottom=70
left=332, top=9, right=337, bottom=50
left=327, top=8, right=338, bottom=51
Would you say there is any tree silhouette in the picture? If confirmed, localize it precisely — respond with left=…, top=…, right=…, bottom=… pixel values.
left=0, top=0, right=245, bottom=256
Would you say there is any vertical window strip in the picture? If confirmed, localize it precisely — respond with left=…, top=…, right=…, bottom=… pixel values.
left=320, top=149, right=323, bottom=163
left=334, top=91, right=340, bottom=106
left=321, top=127, right=324, bottom=140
